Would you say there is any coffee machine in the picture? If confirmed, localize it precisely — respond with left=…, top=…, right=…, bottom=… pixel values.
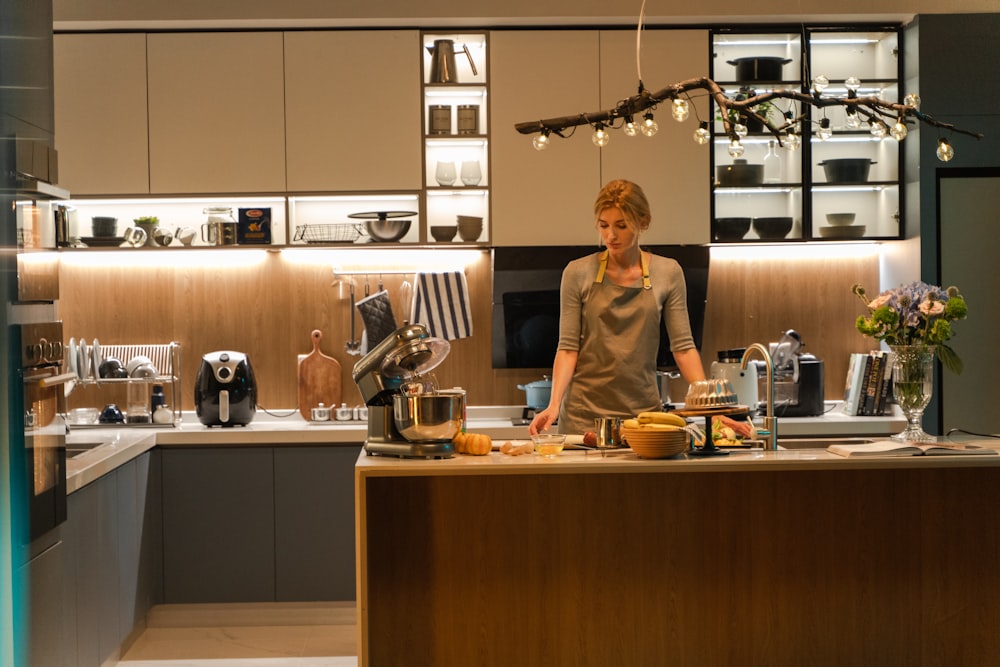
left=756, top=330, right=824, bottom=417
left=352, top=323, right=463, bottom=458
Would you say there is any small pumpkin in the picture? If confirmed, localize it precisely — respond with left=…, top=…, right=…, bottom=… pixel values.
left=453, top=431, right=492, bottom=456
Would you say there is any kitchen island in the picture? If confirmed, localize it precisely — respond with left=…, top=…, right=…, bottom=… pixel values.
left=355, top=441, right=1000, bottom=667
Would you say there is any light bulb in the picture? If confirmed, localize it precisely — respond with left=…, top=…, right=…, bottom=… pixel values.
left=812, top=74, right=829, bottom=93
left=727, top=138, right=745, bottom=158
left=870, top=121, right=887, bottom=139
left=845, top=76, right=861, bottom=92
left=671, top=98, right=690, bottom=122
left=784, top=129, right=801, bottom=151
left=640, top=112, right=658, bottom=137
left=936, top=138, right=955, bottom=162
left=845, top=110, right=862, bottom=129
left=818, top=118, right=833, bottom=141
left=693, top=121, right=711, bottom=145
left=592, top=123, right=610, bottom=147
left=734, top=123, right=748, bottom=138
left=890, top=119, right=908, bottom=141
left=532, top=131, right=550, bottom=151
left=904, top=93, right=922, bottom=109
left=623, top=117, right=639, bottom=137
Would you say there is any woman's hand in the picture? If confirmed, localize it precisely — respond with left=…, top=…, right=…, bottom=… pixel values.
left=528, top=406, right=559, bottom=435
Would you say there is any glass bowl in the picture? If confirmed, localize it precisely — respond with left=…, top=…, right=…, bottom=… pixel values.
left=531, top=433, right=567, bottom=458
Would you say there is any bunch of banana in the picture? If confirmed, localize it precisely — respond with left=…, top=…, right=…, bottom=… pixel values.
left=622, top=411, right=687, bottom=431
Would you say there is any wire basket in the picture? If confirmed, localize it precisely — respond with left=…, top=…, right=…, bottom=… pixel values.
left=293, top=223, right=366, bottom=244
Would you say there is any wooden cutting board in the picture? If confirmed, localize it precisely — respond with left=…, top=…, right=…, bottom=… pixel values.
left=297, top=329, right=342, bottom=420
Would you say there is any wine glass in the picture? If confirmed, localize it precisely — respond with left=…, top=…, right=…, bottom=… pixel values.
left=435, top=161, right=457, bottom=186
left=460, top=160, right=482, bottom=186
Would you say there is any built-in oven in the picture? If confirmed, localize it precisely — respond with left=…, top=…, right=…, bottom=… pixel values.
left=18, top=321, right=71, bottom=540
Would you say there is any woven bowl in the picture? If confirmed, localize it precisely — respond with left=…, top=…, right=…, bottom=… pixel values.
left=623, top=428, right=690, bottom=459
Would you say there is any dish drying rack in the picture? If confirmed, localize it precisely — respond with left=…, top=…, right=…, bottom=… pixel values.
left=78, top=342, right=182, bottom=427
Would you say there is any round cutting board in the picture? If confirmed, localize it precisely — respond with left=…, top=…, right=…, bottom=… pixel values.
left=297, top=330, right=342, bottom=420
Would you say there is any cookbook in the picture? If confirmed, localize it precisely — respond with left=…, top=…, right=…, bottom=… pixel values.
left=827, top=440, right=998, bottom=457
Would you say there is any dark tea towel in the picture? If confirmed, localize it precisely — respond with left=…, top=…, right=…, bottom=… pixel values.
left=355, top=290, right=398, bottom=349
left=411, top=271, right=473, bottom=340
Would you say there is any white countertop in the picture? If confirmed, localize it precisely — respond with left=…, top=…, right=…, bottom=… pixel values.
left=65, top=402, right=907, bottom=492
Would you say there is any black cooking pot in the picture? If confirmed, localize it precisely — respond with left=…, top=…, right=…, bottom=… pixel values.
left=819, top=158, right=877, bottom=184
left=726, top=56, right=792, bottom=82
left=717, top=160, right=764, bottom=187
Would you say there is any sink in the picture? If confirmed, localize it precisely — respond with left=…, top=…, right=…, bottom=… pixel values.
left=66, top=441, right=110, bottom=458
left=778, top=437, right=876, bottom=450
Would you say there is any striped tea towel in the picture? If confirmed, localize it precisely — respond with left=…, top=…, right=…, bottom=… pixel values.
left=411, top=271, right=473, bottom=340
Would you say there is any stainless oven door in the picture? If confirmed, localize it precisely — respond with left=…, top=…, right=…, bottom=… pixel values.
left=21, top=327, right=70, bottom=540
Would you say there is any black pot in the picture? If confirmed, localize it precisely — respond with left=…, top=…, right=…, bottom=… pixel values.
left=819, top=158, right=877, bottom=184
left=714, top=218, right=752, bottom=241
left=726, top=57, right=792, bottom=82
left=717, top=160, right=764, bottom=187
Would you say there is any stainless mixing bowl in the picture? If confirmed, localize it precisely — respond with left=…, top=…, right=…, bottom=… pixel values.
left=393, top=392, right=464, bottom=442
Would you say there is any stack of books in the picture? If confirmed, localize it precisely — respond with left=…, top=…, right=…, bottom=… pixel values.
left=842, top=350, right=894, bottom=416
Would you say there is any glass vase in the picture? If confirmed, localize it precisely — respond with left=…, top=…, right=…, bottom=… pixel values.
left=889, top=345, right=936, bottom=442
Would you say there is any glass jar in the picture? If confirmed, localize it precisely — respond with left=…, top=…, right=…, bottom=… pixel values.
left=203, top=207, right=235, bottom=223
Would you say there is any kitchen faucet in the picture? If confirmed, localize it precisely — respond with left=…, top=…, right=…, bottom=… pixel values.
left=741, top=343, right=778, bottom=451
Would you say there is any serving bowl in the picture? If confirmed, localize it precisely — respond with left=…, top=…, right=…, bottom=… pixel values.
left=752, top=216, right=793, bottom=240
left=366, top=219, right=411, bottom=242
left=819, top=158, right=876, bottom=184
left=430, top=225, right=457, bottom=242
left=714, top=217, right=751, bottom=241
left=717, top=160, right=764, bottom=186
left=456, top=215, right=483, bottom=242
left=818, top=225, right=866, bottom=239
left=825, top=212, right=857, bottom=227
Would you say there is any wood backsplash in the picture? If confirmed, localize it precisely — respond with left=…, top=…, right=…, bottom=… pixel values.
left=58, top=248, right=879, bottom=411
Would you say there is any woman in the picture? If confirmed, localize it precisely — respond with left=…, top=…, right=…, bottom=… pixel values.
left=529, top=179, right=705, bottom=436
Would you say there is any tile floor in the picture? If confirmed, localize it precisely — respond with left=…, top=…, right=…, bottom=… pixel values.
left=116, top=602, right=358, bottom=667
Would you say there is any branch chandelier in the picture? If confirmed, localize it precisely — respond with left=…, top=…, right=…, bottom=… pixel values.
left=514, top=4, right=983, bottom=162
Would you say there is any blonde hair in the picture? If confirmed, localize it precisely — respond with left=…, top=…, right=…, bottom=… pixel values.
left=593, top=179, right=651, bottom=233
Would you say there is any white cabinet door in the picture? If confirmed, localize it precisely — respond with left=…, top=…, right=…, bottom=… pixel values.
left=284, top=31, right=421, bottom=192
left=490, top=31, right=601, bottom=246
left=146, top=32, right=286, bottom=194
left=54, top=33, right=150, bottom=195
left=598, top=29, right=710, bottom=245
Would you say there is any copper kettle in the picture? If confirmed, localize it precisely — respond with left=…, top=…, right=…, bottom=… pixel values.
left=427, top=39, right=477, bottom=83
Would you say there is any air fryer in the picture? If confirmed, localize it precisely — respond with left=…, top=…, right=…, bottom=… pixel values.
left=195, top=350, right=258, bottom=426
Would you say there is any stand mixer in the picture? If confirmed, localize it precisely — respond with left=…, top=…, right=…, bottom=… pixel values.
left=352, top=323, right=464, bottom=458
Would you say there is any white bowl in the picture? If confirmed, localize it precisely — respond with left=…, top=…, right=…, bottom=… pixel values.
left=825, top=212, right=856, bottom=227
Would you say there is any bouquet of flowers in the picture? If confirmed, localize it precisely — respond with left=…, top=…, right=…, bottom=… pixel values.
left=851, top=281, right=968, bottom=374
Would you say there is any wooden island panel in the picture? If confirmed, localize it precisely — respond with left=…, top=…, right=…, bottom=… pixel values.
left=358, top=466, right=999, bottom=666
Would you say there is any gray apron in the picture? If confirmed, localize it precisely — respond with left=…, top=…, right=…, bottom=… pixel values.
left=559, top=251, right=663, bottom=435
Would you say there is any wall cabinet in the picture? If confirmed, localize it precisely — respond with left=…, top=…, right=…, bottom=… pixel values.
left=53, top=33, right=150, bottom=195
left=146, top=32, right=287, bottom=194
left=491, top=29, right=710, bottom=246
left=710, top=27, right=902, bottom=242
left=284, top=31, right=422, bottom=193
left=490, top=30, right=601, bottom=246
